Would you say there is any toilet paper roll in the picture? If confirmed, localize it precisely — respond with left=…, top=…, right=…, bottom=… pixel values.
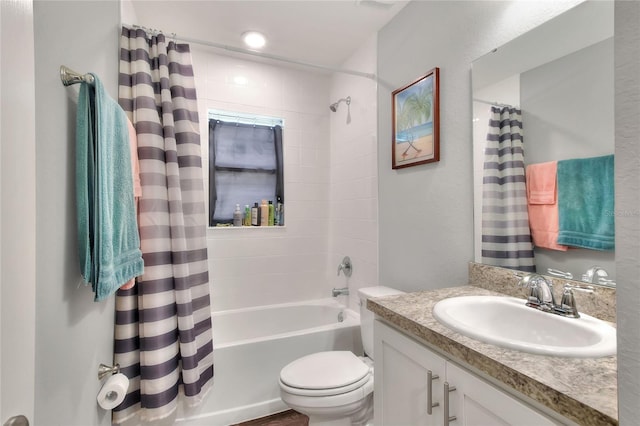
left=97, top=373, right=129, bottom=410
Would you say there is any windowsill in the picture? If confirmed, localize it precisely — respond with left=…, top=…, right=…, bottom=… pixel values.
left=207, top=225, right=286, bottom=230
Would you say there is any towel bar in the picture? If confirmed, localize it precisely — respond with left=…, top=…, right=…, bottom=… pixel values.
left=60, top=65, right=94, bottom=86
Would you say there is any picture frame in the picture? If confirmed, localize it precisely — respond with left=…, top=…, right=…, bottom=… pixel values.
left=392, top=67, right=440, bottom=169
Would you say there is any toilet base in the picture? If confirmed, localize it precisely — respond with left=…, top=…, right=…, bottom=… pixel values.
left=289, top=394, right=373, bottom=426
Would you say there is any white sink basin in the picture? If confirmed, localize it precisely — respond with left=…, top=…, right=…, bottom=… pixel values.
left=432, top=296, right=616, bottom=357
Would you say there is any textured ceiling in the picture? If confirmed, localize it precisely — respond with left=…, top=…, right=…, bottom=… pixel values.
left=130, top=0, right=409, bottom=69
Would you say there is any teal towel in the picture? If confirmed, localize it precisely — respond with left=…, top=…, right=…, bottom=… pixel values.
left=557, top=155, right=614, bottom=251
left=76, top=74, right=144, bottom=301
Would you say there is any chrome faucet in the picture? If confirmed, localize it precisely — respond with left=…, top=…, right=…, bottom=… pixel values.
left=518, top=273, right=555, bottom=311
left=582, top=266, right=612, bottom=285
left=333, top=256, right=352, bottom=297
left=332, top=287, right=349, bottom=297
left=516, top=273, right=582, bottom=318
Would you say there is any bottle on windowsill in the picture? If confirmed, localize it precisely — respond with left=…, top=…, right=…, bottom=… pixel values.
left=260, top=199, right=269, bottom=226
left=268, top=200, right=275, bottom=226
left=244, top=205, right=251, bottom=226
left=233, top=204, right=243, bottom=227
left=251, top=202, right=259, bottom=226
left=276, top=196, right=284, bottom=226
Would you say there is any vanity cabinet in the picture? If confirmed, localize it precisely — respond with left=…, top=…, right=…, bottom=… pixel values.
left=374, top=320, right=561, bottom=426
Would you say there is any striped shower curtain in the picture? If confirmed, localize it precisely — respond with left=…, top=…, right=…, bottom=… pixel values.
left=113, top=27, right=214, bottom=423
left=481, top=106, right=536, bottom=272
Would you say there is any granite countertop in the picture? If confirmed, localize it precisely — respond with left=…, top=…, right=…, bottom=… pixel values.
left=367, top=285, right=617, bottom=426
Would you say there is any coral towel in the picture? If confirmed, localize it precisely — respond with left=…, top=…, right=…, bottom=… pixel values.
left=526, top=161, right=568, bottom=251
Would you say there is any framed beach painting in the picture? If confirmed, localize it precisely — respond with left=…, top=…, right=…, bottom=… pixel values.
left=392, top=67, right=440, bottom=169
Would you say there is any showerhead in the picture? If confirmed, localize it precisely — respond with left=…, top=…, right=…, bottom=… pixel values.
left=329, top=96, right=351, bottom=112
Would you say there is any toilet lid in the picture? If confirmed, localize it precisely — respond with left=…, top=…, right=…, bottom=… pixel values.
left=280, top=351, right=370, bottom=390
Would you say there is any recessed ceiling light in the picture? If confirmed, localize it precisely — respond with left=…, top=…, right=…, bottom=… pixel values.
left=242, top=31, right=266, bottom=49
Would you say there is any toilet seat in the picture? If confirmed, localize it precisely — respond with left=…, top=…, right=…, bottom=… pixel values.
left=280, top=372, right=371, bottom=397
left=280, top=376, right=374, bottom=410
left=279, top=351, right=372, bottom=397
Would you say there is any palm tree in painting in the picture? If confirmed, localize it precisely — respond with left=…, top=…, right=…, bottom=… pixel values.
left=396, top=80, right=433, bottom=156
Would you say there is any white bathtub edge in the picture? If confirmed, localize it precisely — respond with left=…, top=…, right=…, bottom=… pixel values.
left=212, top=297, right=349, bottom=316
left=176, top=398, right=289, bottom=426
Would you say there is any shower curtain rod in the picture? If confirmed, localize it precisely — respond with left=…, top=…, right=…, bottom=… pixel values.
left=125, top=24, right=378, bottom=81
left=473, top=98, right=515, bottom=108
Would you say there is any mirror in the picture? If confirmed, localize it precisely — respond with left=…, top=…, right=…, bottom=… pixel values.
left=472, top=1, right=615, bottom=284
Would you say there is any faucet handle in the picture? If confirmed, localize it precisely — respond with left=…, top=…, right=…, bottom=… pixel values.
left=547, top=268, right=573, bottom=279
left=560, top=286, right=580, bottom=318
left=563, top=282, right=595, bottom=294
left=561, top=286, right=576, bottom=307
left=516, top=273, right=532, bottom=287
left=526, top=282, right=540, bottom=303
left=337, top=256, right=353, bottom=277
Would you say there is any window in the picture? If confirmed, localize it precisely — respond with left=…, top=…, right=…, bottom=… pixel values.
left=208, top=110, right=284, bottom=226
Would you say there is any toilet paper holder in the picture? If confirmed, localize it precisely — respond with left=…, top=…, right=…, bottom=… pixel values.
left=98, top=363, right=120, bottom=380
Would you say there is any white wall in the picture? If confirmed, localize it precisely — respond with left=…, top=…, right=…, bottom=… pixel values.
left=1, top=0, right=36, bottom=422
left=191, top=47, right=334, bottom=312
left=329, top=36, right=379, bottom=312
left=33, top=2, right=119, bottom=424
left=377, top=1, right=580, bottom=292
left=614, top=0, right=640, bottom=423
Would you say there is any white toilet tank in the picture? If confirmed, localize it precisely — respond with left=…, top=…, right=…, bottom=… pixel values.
left=358, top=286, right=405, bottom=359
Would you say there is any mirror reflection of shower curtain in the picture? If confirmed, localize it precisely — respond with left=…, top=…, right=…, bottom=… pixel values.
left=481, top=106, right=536, bottom=272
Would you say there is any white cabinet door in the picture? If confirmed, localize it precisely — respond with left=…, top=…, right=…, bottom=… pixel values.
left=374, top=320, right=563, bottom=426
left=445, top=362, right=560, bottom=426
left=374, top=320, right=446, bottom=426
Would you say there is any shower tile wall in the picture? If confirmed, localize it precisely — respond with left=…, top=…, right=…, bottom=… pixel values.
left=191, top=37, right=378, bottom=312
left=192, top=46, right=332, bottom=311
left=329, top=35, right=379, bottom=312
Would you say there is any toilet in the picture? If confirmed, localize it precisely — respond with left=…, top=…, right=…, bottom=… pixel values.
left=278, top=286, right=404, bottom=426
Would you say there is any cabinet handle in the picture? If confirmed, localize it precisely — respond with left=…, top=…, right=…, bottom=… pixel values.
left=427, top=370, right=440, bottom=415
left=444, top=382, right=457, bottom=425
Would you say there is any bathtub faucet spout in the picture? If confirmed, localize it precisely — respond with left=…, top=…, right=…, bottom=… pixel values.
left=332, top=287, right=349, bottom=297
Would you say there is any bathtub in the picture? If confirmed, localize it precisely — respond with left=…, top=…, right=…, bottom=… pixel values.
left=175, top=298, right=362, bottom=425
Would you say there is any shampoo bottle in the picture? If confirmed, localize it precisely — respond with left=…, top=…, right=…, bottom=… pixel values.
left=244, top=205, right=251, bottom=226
left=251, top=202, right=259, bottom=226
left=233, top=204, right=243, bottom=227
left=268, top=201, right=275, bottom=226
left=277, top=196, right=284, bottom=226
left=260, top=199, right=269, bottom=226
